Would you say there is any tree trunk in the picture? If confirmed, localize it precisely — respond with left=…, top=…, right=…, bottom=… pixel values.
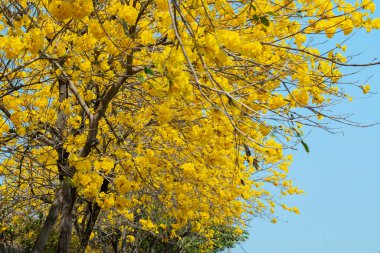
left=80, top=179, right=109, bottom=253
left=31, top=186, right=64, bottom=253
left=32, top=77, right=71, bottom=253
left=56, top=182, right=77, bottom=253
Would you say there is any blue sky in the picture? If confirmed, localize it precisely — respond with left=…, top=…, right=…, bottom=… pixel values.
left=232, top=8, right=380, bottom=253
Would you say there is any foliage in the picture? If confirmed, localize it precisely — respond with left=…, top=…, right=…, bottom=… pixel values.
left=0, top=0, right=379, bottom=252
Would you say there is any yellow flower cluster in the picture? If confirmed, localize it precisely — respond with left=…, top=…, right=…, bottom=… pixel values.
left=49, top=0, right=93, bottom=20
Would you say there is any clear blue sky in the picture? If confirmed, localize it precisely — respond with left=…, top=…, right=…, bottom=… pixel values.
left=232, top=9, right=380, bottom=253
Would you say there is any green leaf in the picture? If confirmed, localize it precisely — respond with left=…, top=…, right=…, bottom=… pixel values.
left=300, top=140, right=310, bottom=153
left=144, top=66, right=154, bottom=76
left=252, top=14, right=259, bottom=22
left=137, top=74, right=145, bottom=82
left=265, top=11, right=278, bottom=16
left=260, top=16, right=270, bottom=26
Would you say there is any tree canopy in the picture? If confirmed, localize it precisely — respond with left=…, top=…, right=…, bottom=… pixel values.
left=0, top=0, right=379, bottom=252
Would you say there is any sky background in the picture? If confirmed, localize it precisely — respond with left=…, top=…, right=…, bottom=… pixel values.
left=231, top=7, right=380, bottom=253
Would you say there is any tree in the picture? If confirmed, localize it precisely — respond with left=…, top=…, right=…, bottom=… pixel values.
left=0, top=0, right=379, bottom=252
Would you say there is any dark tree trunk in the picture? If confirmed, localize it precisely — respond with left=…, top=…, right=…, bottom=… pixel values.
left=32, top=53, right=126, bottom=252
left=31, top=186, right=64, bottom=253
left=80, top=179, right=109, bottom=253
left=111, top=235, right=119, bottom=253
left=32, top=77, right=71, bottom=253
left=56, top=183, right=77, bottom=253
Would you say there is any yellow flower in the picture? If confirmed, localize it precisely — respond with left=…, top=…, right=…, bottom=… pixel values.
left=126, top=235, right=135, bottom=243
left=89, top=19, right=105, bottom=39
left=363, top=0, right=376, bottom=13
left=361, top=84, right=371, bottom=94
left=94, top=158, right=115, bottom=174
left=3, top=37, right=24, bottom=59
left=119, top=5, right=138, bottom=26
left=139, top=219, right=157, bottom=232
left=80, top=60, right=92, bottom=72
left=372, top=18, right=380, bottom=29
left=49, top=1, right=72, bottom=20
left=269, top=95, right=287, bottom=110
left=294, top=34, right=306, bottom=47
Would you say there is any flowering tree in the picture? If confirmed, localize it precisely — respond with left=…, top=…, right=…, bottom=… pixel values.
left=0, top=0, right=379, bottom=252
